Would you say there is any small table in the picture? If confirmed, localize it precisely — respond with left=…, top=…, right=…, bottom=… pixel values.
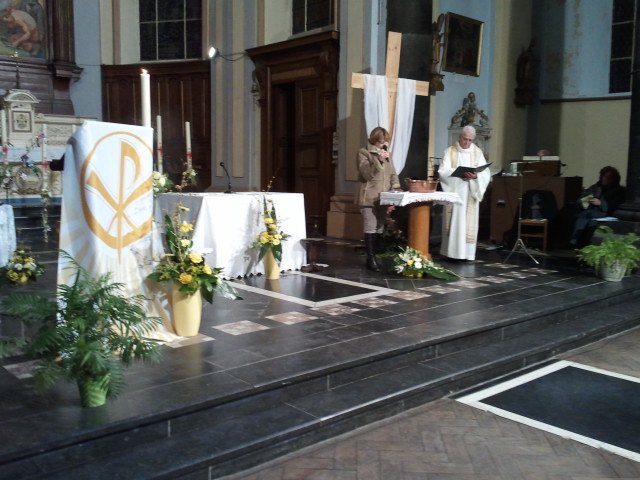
left=380, top=191, right=462, bottom=257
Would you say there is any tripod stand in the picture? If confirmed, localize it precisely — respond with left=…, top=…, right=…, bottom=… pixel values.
left=503, top=172, right=539, bottom=265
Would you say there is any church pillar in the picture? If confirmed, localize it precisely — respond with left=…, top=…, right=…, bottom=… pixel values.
left=619, top=2, right=640, bottom=220
left=387, top=0, right=432, bottom=179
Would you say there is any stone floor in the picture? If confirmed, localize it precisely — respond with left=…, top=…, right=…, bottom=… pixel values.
left=224, top=327, right=640, bottom=480
left=1, top=237, right=639, bottom=479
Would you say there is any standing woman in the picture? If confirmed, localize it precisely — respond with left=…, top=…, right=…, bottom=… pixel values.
left=355, top=127, right=401, bottom=271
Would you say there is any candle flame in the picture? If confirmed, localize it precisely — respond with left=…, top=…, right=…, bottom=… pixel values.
left=141, top=69, right=148, bottom=74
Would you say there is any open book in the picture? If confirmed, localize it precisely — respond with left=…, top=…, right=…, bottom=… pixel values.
left=451, top=163, right=492, bottom=178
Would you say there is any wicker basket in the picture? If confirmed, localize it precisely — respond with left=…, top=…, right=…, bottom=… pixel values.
left=405, top=178, right=439, bottom=193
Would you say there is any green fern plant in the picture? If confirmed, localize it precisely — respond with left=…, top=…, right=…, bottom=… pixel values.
left=1, top=255, right=162, bottom=407
left=577, top=226, right=640, bottom=272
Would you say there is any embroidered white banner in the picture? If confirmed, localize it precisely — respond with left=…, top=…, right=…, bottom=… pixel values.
left=58, top=121, right=174, bottom=339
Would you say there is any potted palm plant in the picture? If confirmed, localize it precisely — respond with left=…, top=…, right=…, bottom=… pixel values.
left=576, top=225, right=640, bottom=281
left=1, top=255, right=163, bottom=407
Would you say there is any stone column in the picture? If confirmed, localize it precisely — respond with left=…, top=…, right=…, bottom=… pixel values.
left=618, top=0, right=640, bottom=221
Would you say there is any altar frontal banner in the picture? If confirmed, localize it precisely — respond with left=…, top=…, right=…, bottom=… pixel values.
left=58, top=121, right=158, bottom=306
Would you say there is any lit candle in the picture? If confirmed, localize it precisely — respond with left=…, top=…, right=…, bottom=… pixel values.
left=185, top=121, right=192, bottom=169
left=140, top=69, right=151, bottom=128
left=156, top=115, right=163, bottom=174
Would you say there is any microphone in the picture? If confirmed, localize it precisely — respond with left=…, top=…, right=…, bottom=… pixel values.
left=219, top=162, right=234, bottom=194
left=382, top=144, right=388, bottom=151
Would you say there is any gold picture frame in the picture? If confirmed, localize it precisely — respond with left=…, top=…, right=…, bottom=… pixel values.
left=441, top=12, right=484, bottom=77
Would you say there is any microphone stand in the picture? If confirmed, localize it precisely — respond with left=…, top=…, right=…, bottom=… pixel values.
left=503, top=172, right=539, bottom=265
left=219, top=162, right=234, bottom=194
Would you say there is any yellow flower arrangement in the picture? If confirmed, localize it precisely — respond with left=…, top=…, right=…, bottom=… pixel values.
left=251, top=196, right=291, bottom=265
left=1, top=248, right=45, bottom=286
left=148, top=204, right=240, bottom=303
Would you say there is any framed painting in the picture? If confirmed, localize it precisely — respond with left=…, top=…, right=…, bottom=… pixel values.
left=442, top=12, right=483, bottom=77
left=0, top=0, right=47, bottom=59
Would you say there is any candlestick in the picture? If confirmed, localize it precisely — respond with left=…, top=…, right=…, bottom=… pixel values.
left=140, top=69, right=151, bottom=128
left=156, top=115, right=163, bottom=174
left=1, top=109, right=7, bottom=165
left=41, top=124, right=47, bottom=164
left=185, top=121, right=192, bottom=169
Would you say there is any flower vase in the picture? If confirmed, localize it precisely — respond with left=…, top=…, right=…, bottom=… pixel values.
left=171, top=285, right=203, bottom=337
left=263, top=249, right=281, bottom=280
left=403, top=269, right=423, bottom=278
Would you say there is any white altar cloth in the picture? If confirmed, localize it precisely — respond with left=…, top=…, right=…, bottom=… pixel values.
left=156, top=192, right=307, bottom=278
left=0, top=204, right=17, bottom=267
left=379, top=191, right=462, bottom=207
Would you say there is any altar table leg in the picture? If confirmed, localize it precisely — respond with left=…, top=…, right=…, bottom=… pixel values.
left=408, top=203, right=430, bottom=257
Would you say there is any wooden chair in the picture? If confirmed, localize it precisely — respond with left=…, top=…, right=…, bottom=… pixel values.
left=519, top=218, right=549, bottom=251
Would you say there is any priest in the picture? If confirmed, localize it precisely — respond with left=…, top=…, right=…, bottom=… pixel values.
left=438, top=125, right=491, bottom=261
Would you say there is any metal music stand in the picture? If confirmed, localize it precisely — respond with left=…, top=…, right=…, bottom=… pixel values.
left=503, top=172, right=539, bottom=265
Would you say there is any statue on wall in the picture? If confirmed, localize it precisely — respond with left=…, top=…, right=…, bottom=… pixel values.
left=515, top=39, right=538, bottom=106
left=450, top=91, right=490, bottom=128
left=429, top=14, right=445, bottom=95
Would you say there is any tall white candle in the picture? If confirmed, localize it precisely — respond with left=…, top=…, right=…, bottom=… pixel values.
left=1, top=109, right=7, bottom=145
left=185, top=121, right=192, bottom=169
left=156, top=115, right=163, bottom=174
left=140, top=69, right=151, bottom=128
left=1, top=110, right=7, bottom=165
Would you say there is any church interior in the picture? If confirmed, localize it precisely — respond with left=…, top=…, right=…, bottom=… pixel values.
left=1, top=0, right=640, bottom=478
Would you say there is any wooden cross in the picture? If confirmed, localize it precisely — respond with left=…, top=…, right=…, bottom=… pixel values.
left=352, top=32, right=433, bottom=257
left=351, top=31, right=430, bottom=137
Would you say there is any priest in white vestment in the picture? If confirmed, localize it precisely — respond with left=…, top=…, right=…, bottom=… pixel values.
left=439, top=125, right=491, bottom=261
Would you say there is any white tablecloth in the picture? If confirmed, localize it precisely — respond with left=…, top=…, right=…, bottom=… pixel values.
left=379, top=191, right=462, bottom=206
left=0, top=204, right=16, bottom=267
left=156, top=192, right=307, bottom=277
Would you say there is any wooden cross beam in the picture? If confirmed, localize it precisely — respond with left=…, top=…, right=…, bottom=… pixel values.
left=351, top=31, right=430, bottom=137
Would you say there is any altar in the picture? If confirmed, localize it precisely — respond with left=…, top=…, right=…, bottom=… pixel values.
left=380, top=191, right=461, bottom=256
left=156, top=192, right=307, bottom=278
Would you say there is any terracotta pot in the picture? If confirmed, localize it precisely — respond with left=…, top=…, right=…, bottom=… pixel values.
left=263, top=249, right=281, bottom=280
left=171, top=285, right=203, bottom=336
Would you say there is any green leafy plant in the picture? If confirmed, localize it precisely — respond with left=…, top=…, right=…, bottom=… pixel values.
left=1, top=255, right=163, bottom=407
left=576, top=226, right=640, bottom=273
left=393, top=246, right=459, bottom=281
left=251, top=195, right=291, bottom=264
left=148, top=204, right=240, bottom=303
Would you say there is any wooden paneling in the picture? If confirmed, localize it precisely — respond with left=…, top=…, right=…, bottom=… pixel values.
left=247, top=31, right=339, bottom=234
left=102, top=61, right=211, bottom=189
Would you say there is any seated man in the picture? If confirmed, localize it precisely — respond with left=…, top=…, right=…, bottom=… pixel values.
left=569, top=166, right=626, bottom=248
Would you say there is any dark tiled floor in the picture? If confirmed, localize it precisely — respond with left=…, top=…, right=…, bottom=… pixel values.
left=1, top=239, right=639, bottom=478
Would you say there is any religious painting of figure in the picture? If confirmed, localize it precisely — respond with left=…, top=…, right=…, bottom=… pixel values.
left=441, top=12, right=483, bottom=77
left=0, top=0, right=46, bottom=59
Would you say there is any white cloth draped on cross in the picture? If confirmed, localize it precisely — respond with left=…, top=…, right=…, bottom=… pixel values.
left=352, top=32, right=428, bottom=175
